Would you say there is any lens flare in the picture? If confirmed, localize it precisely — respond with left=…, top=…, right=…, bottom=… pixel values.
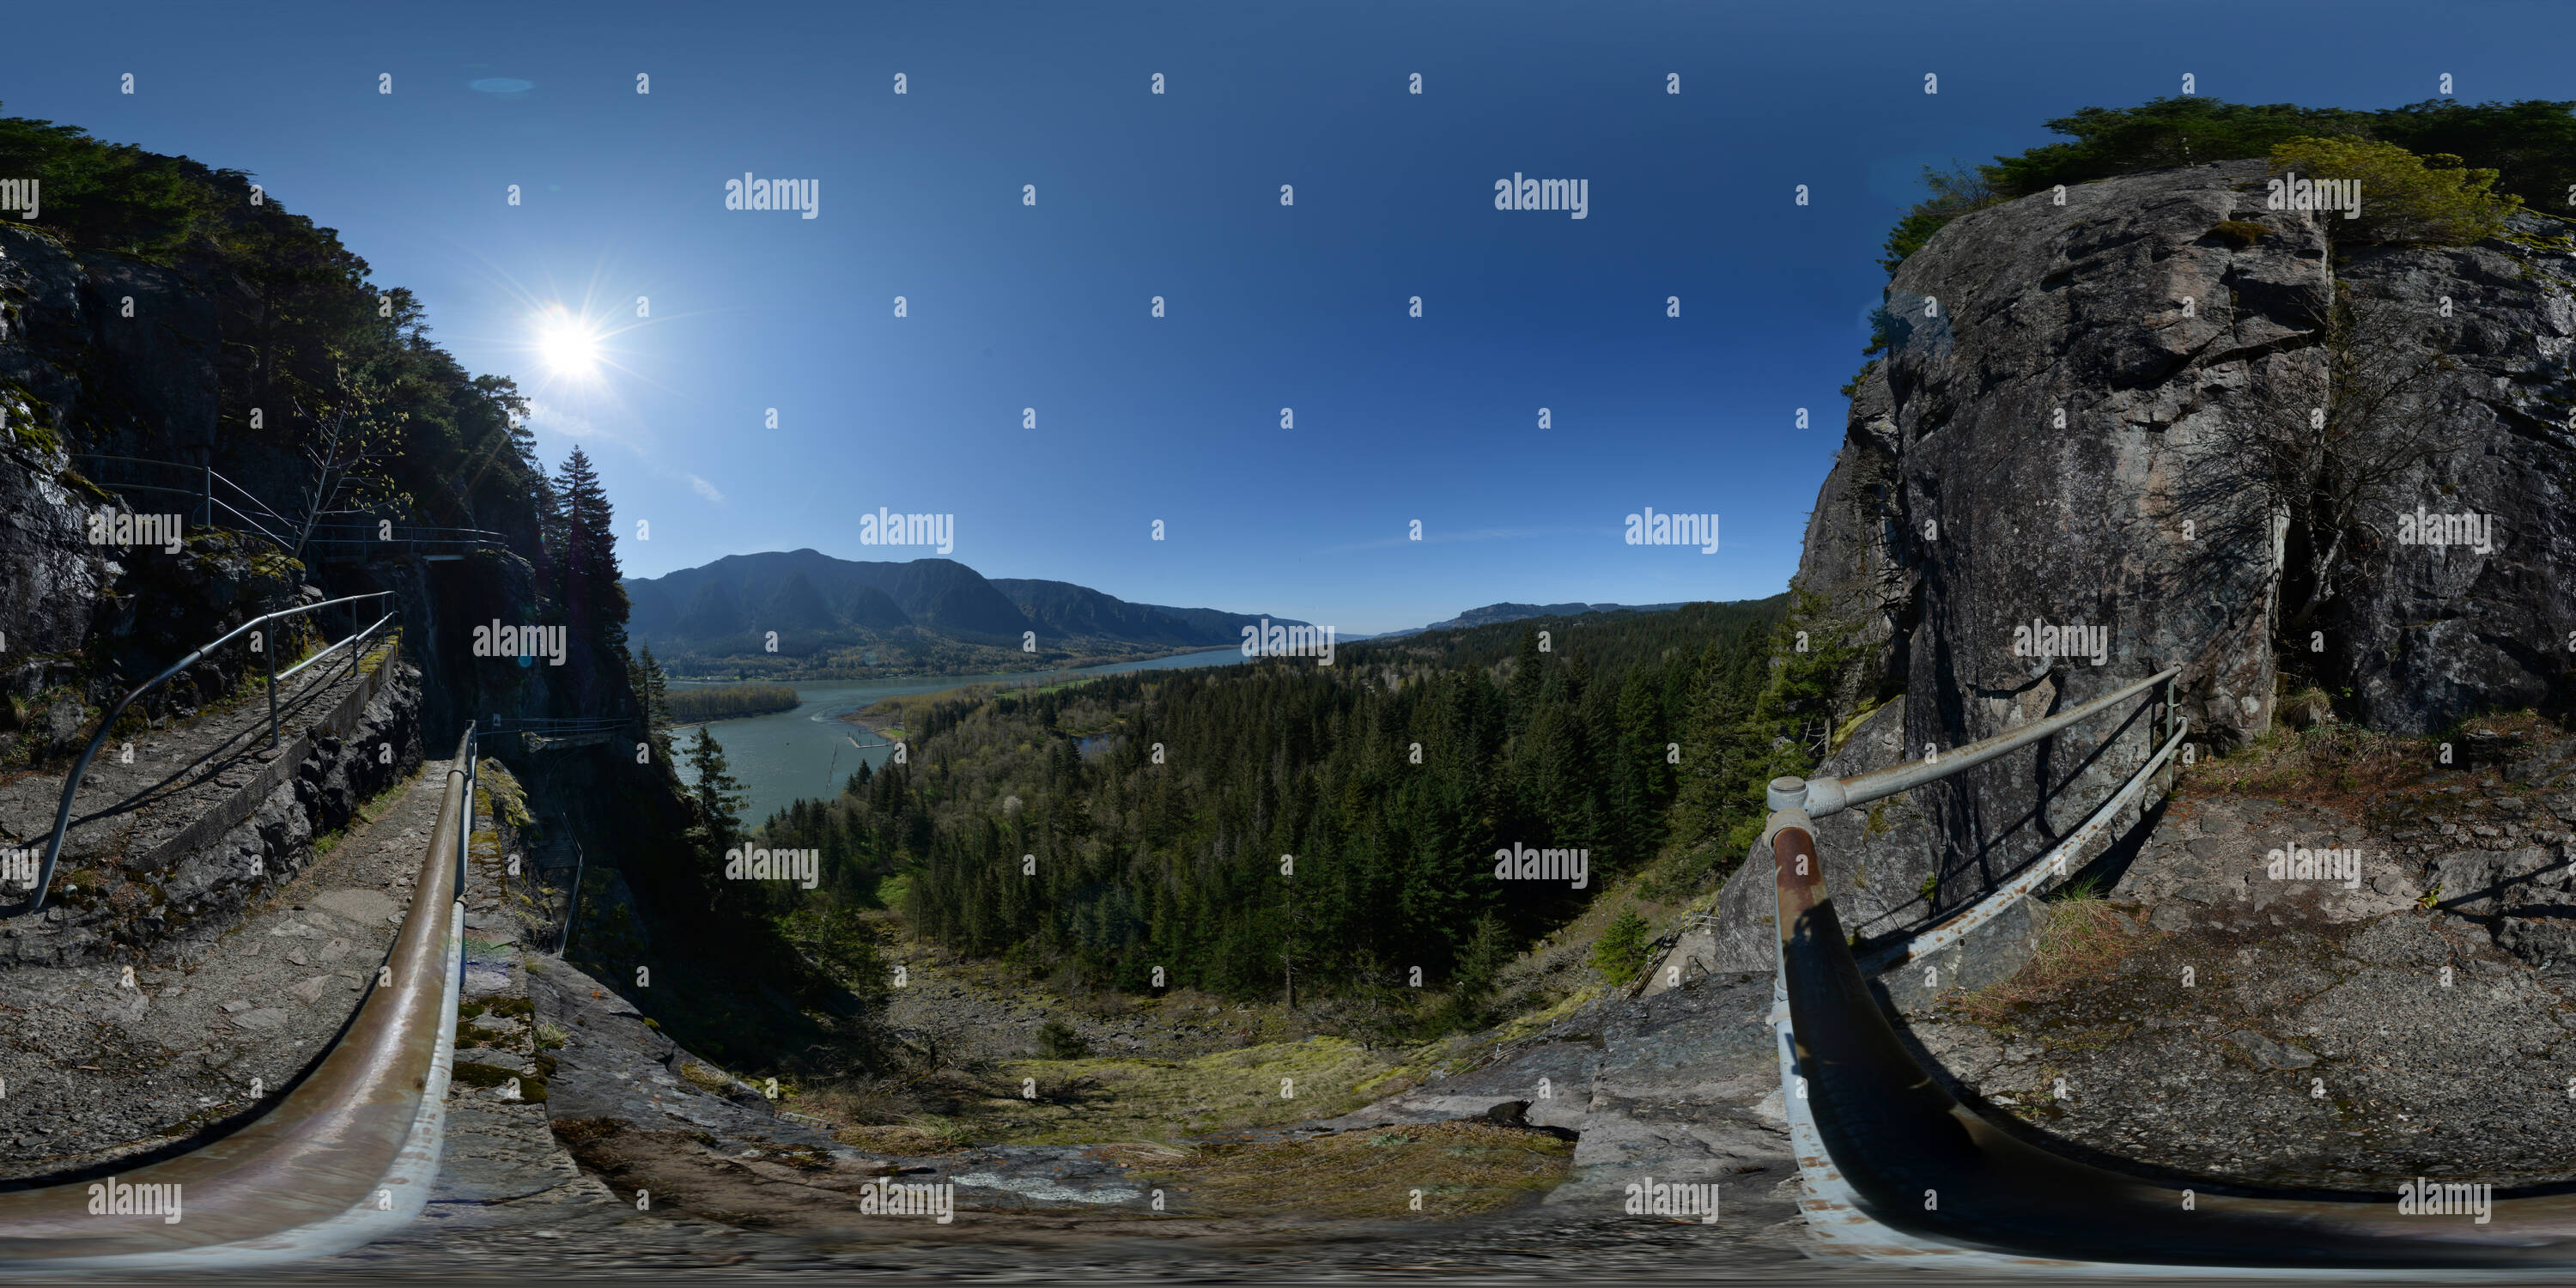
left=535, top=309, right=601, bottom=376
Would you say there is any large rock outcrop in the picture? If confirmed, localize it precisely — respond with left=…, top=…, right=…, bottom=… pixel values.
left=1785, top=159, right=2576, bottom=924
left=2329, top=235, right=2576, bottom=732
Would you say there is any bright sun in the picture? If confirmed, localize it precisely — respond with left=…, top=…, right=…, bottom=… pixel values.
left=536, top=310, right=601, bottom=376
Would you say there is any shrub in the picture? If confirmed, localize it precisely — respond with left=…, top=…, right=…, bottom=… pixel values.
left=1036, top=1018, right=1092, bottom=1060
left=2268, top=136, right=2520, bottom=245
left=1878, top=163, right=2003, bottom=274
left=1591, top=908, right=1652, bottom=987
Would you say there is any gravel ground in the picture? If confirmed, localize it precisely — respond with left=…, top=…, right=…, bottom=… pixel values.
left=1916, top=778, right=2576, bottom=1192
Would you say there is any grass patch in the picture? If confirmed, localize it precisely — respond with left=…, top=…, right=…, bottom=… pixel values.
left=2187, top=708, right=2569, bottom=823
left=2190, top=719, right=2428, bottom=813
left=1130, top=1119, right=1570, bottom=1220
left=1947, top=891, right=2144, bottom=1029
left=2210, top=218, right=2269, bottom=247
left=677, top=1061, right=734, bottom=1093
left=451, top=1060, right=548, bottom=1103
left=927, top=1036, right=1396, bottom=1147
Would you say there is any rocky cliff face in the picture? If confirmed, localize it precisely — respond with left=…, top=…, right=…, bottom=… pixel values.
left=1786, top=159, right=2576, bottom=920
left=0, top=221, right=598, bottom=749
left=0, top=222, right=633, bottom=955
left=2, top=226, right=271, bottom=758
left=2330, top=234, right=2576, bottom=731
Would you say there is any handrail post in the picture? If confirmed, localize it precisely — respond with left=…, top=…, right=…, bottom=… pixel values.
left=265, top=622, right=280, bottom=750
left=562, top=837, right=585, bottom=956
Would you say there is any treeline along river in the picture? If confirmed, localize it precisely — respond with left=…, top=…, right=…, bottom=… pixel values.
left=671, top=647, right=1250, bottom=829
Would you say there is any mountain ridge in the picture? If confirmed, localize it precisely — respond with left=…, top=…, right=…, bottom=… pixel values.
left=623, top=550, right=1310, bottom=672
left=1369, top=600, right=1696, bottom=638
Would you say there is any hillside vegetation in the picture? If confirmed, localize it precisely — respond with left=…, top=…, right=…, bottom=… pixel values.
left=741, top=595, right=1897, bottom=1038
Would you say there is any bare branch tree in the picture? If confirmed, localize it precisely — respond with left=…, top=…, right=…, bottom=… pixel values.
left=287, top=358, right=409, bottom=560
left=2189, top=289, right=2465, bottom=641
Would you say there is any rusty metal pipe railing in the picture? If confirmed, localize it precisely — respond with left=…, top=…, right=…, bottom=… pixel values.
left=1765, top=666, right=2179, bottom=820
left=0, top=726, right=471, bottom=1268
left=1855, top=718, right=2188, bottom=977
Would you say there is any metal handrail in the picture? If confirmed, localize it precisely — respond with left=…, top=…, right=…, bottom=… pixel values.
left=67, top=453, right=508, bottom=558
left=1856, top=720, right=2187, bottom=975
left=12, top=592, right=395, bottom=915
left=71, top=453, right=293, bottom=522
left=1765, top=666, right=2180, bottom=818
left=276, top=611, right=395, bottom=682
left=303, top=522, right=509, bottom=542
left=562, top=836, right=586, bottom=955
left=0, top=726, right=471, bottom=1268
left=489, top=716, right=629, bottom=733
left=1747, top=665, right=2180, bottom=975
left=69, top=453, right=298, bottom=550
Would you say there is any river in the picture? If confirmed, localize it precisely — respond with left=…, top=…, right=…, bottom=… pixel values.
left=669, top=647, right=1249, bottom=828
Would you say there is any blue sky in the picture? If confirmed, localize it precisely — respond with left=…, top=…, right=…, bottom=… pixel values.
left=7, top=0, right=2572, bottom=632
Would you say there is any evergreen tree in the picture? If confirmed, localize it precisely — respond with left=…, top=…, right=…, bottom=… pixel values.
left=1667, top=630, right=1771, bottom=878
left=533, top=472, right=568, bottom=617
left=628, top=642, right=675, bottom=769
left=685, top=725, right=747, bottom=852
left=1439, top=912, right=1513, bottom=1033
left=1611, top=669, right=1668, bottom=867
left=554, top=445, right=628, bottom=659
left=1506, top=625, right=1545, bottom=730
